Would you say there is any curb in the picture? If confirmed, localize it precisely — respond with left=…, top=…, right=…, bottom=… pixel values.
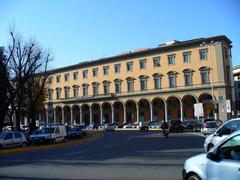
left=0, top=132, right=102, bottom=156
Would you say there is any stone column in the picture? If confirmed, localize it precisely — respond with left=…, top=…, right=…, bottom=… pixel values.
left=46, top=109, right=49, bottom=124
left=89, top=107, right=93, bottom=124
left=80, top=107, right=83, bottom=125
left=164, top=102, right=168, bottom=123
left=62, top=108, right=64, bottom=125
left=100, top=106, right=103, bottom=125
left=53, top=108, right=56, bottom=123
left=123, top=105, right=126, bottom=123
left=136, top=104, right=139, bottom=123
left=70, top=108, right=73, bottom=125
left=180, top=102, right=183, bottom=122
left=111, top=104, right=114, bottom=123
left=150, top=103, right=153, bottom=122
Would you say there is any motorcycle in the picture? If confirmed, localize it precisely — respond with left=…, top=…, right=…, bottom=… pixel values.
left=162, top=127, right=169, bottom=137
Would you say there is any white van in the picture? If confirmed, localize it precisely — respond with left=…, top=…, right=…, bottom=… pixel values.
left=30, top=124, right=67, bottom=144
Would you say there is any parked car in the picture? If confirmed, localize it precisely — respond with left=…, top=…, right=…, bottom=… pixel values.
left=139, top=121, right=150, bottom=131
left=204, top=118, right=240, bottom=152
left=0, top=131, right=27, bottom=149
left=67, top=126, right=85, bottom=138
left=30, top=124, right=67, bottom=144
left=183, top=129, right=240, bottom=180
left=169, top=119, right=184, bottom=132
left=149, top=121, right=162, bottom=129
left=201, top=121, right=218, bottom=135
left=104, top=123, right=115, bottom=131
left=123, top=123, right=137, bottom=129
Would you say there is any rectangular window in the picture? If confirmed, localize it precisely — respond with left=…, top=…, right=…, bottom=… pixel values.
left=199, top=49, right=208, bottom=60
left=64, top=74, right=69, bottom=82
left=48, top=90, right=53, bottom=100
left=139, top=59, right=146, bottom=69
left=201, top=71, right=209, bottom=84
left=168, top=55, right=175, bottom=65
left=48, top=77, right=53, bottom=84
left=103, top=66, right=109, bottom=75
left=115, top=83, right=121, bottom=93
left=183, top=52, right=191, bottom=63
left=73, top=88, right=78, bottom=97
left=154, top=78, right=161, bottom=89
left=153, top=56, right=161, bottom=67
left=56, top=75, right=61, bottom=83
left=127, top=81, right=134, bottom=92
left=73, top=72, right=78, bottom=80
left=83, top=87, right=88, bottom=97
left=127, top=62, right=133, bottom=71
left=103, top=84, right=109, bottom=94
left=93, top=68, right=98, bottom=77
left=114, top=64, right=121, bottom=73
left=83, top=70, right=88, bottom=78
left=184, top=73, right=192, bottom=86
left=64, top=89, right=69, bottom=99
left=56, top=90, right=61, bottom=99
left=140, top=79, right=147, bottom=91
left=93, top=86, right=99, bottom=96
left=169, top=75, right=176, bottom=87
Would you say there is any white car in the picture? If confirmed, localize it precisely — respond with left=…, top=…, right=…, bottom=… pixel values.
left=0, top=131, right=27, bottom=149
left=30, top=124, right=67, bottom=144
left=204, top=118, right=240, bottom=152
left=183, top=129, right=240, bottom=180
left=201, top=121, right=218, bottom=135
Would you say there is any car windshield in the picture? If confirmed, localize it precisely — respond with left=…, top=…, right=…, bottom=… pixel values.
left=206, top=122, right=216, bottom=128
left=32, top=130, right=43, bottom=135
left=0, top=132, right=7, bottom=139
left=43, top=127, right=55, bottom=134
left=69, top=128, right=77, bottom=132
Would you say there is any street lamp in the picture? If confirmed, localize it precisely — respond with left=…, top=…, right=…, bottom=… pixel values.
left=200, top=41, right=219, bottom=120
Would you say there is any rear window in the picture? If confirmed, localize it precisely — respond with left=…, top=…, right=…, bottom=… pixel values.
left=206, top=122, right=216, bottom=128
left=13, top=132, right=22, bottom=139
left=43, top=127, right=55, bottom=134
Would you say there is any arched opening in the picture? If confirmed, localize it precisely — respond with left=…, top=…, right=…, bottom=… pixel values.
left=182, top=95, right=197, bottom=120
left=167, top=96, right=181, bottom=120
left=138, top=99, right=151, bottom=122
left=72, top=105, right=80, bottom=125
left=55, top=106, right=62, bottom=124
left=199, top=93, right=216, bottom=119
left=102, top=102, right=112, bottom=124
left=113, top=101, right=124, bottom=124
left=152, top=98, right=165, bottom=122
left=125, top=100, right=137, bottom=124
left=63, top=106, right=71, bottom=125
left=92, top=103, right=101, bottom=125
left=81, top=104, right=90, bottom=125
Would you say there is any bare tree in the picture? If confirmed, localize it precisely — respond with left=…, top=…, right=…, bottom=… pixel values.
left=2, top=30, right=52, bottom=132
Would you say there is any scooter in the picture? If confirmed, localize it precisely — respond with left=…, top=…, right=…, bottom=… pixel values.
left=162, top=127, right=169, bottom=137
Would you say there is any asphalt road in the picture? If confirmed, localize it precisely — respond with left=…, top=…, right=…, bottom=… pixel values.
left=0, top=131, right=205, bottom=180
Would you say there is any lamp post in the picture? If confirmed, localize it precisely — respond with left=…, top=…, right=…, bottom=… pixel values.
left=200, top=41, right=219, bottom=120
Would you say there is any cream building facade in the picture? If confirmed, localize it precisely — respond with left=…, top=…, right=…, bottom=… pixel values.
left=41, top=35, right=234, bottom=125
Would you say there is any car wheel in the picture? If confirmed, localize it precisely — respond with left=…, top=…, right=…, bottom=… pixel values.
left=207, top=144, right=214, bottom=151
left=187, top=174, right=201, bottom=180
left=22, top=142, right=27, bottom=148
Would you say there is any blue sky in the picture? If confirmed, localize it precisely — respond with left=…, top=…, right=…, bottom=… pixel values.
left=0, top=0, right=239, bottom=69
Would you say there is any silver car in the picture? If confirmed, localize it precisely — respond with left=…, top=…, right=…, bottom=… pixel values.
left=183, top=130, right=240, bottom=180
left=0, top=131, right=27, bottom=149
left=204, top=118, right=240, bottom=152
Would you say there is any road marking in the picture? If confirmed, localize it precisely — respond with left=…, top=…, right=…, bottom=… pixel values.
left=104, top=143, right=118, bottom=148
left=67, top=151, right=86, bottom=156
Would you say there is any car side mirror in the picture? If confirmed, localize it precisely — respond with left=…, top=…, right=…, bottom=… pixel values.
left=207, top=151, right=220, bottom=161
